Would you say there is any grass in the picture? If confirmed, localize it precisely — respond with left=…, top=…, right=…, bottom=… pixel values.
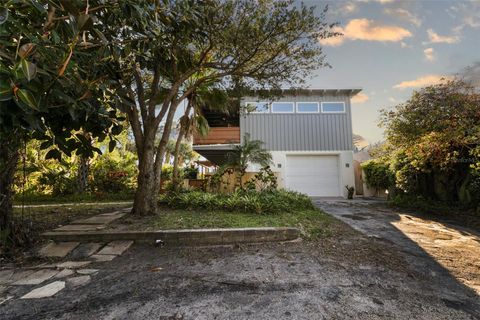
left=117, top=207, right=336, bottom=240
left=11, top=203, right=132, bottom=238
left=13, top=192, right=134, bottom=205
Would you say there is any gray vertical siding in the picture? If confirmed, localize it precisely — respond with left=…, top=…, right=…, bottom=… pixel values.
left=240, top=94, right=354, bottom=151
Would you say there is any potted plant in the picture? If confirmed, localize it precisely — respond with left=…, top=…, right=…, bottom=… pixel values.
left=345, top=185, right=355, bottom=199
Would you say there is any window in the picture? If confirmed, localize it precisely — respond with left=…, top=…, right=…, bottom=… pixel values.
left=271, top=102, right=294, bottom=113
left=246, top=102, right=269, bottom=113
left=321, top=102, right=345, bottom=113
left=297, top=102, right=319, bottom=113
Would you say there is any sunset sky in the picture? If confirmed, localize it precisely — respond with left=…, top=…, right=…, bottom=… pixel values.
left=306, top=0, right=480, bottom=143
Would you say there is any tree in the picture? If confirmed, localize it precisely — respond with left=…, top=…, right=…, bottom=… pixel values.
left=171, top=86, right=229, bottom=190
left=0, top=1, right=123, bottom=240
left=225, top=134, right=272, bottom=189
left=380, top=79, right=480, bottom=202
left=94, top=0, right=338, bottom=215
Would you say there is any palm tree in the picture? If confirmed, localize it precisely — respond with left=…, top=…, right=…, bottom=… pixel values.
left=225, top=134, right=272, bottom=189
left=171, top=84, right=229, bottom=189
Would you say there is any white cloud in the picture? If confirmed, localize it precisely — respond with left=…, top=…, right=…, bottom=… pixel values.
left=400, top=42, right=410, bottom=48
left=425, top=29, right=460, bottom=44
left=319, top=19, right=412, bottom=46
left=388, top=97, right=397, bottom=103
left=393, top=75, right=452, bottom=89
left=351, top=92, right=369, bottom=103
left=423, top=48, right=435, bottom=61
left=384, top=8, right=422, bottom=27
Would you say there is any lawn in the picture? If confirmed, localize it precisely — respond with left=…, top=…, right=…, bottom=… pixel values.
left=115, top=207, right=336, bottom=240
left=12, top=202, right=132, bottom=238
left=13, top=192, right=134, bottom=205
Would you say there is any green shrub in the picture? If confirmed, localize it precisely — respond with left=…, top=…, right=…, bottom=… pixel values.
left=160, top=189, right=314, bottom=214
left=361, top=159, right=395, bottom=191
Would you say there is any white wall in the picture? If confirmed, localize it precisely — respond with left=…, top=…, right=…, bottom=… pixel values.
left=247, top=150, right=355, bottom=198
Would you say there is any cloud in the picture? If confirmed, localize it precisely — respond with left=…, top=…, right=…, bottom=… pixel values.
left=351, top=92, right=369, bottom=103
left=447, top=2, right=480, bottom=30
left=319, top=19, right=412, bottom=46
left=384, top=8, right=422, bottom=27
left=393, top=75, right=452, bottom=89
left=423, top=48, right=435, bottom=61
left=425, top=29, right=460, bottom=44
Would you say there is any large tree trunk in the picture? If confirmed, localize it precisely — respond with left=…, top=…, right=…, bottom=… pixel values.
left=132, top=131, right=160, bottom=215
left=0, top=135, right=20, bottom=233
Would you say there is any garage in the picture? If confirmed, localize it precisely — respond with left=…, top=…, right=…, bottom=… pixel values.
left=285, top=155, right=341, bottom=197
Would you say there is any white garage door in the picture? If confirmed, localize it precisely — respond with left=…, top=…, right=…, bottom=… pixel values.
left=286, top=155, right=340, bottom=197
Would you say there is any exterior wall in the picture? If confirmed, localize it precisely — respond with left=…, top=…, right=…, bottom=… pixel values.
left=247, top=150, right=355, bottom=198
left=240, top=94, right=353, bottom=151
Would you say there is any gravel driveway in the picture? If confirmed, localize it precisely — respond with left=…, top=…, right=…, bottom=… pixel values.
left=1, top=200, right=479, bottom=320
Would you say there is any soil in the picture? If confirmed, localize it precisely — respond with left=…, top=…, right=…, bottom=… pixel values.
left=1, top=201, right=479, bottom=319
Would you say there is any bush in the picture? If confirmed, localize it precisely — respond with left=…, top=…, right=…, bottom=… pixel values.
left=160, top=189, right=315, bottom=214
left=361, top=160, right=395, bottom=191
left=182, top=166, right=198, bottom=179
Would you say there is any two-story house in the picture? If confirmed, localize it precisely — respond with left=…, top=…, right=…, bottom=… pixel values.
left=193, top=88, right=361, bottom=198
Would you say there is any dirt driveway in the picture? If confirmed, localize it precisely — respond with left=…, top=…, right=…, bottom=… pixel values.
left=315, top=199, right=480, bottom=296
left=1, top=201, right=479, bottom=319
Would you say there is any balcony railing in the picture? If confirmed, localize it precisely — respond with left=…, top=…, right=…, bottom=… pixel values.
left=194, top=127, right=240, bottom=145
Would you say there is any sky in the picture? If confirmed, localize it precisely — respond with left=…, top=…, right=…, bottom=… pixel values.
left=302, top=0, right=480, bottom=143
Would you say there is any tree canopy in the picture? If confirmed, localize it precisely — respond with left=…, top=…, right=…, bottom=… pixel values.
left=379, top=79, right=480, bottom=203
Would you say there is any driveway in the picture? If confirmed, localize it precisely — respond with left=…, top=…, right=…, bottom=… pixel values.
left=1, top=201, right=479, bottom=319
left=314, top=199, right=480, bottom=296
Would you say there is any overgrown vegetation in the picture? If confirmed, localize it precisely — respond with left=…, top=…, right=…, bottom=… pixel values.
left=374, top=79, right=480, bottom=215
left=361, top=160, right=395, bottom=194
left=161, top=190, right=315, bottom=214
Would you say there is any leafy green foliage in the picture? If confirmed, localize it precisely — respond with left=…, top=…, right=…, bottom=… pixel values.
left=379, top=80, right=480, bottom=205
left=361, top=160, right=395, bottom=191
left=161, top=190, right=315, bottom=214
left=225, top=134, right=272, bottom=188
left=244, top=166, right=278, bottom=192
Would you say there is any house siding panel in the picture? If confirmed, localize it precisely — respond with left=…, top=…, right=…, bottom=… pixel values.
left=240, top=94, right=353, bottom=151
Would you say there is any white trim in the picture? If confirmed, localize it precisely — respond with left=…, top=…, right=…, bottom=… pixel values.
left=246, top=101, right=270, bottom=113
left=321, top=101, right=346, bottom=114
left=296, top=101, right=320, bottom=113
left=271, top=102, right=295, bottom=114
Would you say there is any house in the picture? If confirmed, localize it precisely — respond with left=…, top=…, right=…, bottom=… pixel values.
left=193, top=88, right=361, bottom=198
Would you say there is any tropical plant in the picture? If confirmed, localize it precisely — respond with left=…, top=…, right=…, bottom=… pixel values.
left=225, top=134, right=272, bottom=189
left=0, top=1, right=123, bottom=240
left=162, top=189, right=314, bottom=214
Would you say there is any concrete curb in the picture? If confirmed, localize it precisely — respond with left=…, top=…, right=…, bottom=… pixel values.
left=42, top=227, right=300, bottom=246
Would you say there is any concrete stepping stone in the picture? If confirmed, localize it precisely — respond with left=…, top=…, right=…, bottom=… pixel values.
left=54, top=269, right=75, bottom=279
left=9, top=270, right=36, bottom=282
left=0, top=270, right=14, bottom=285
left=38, top=242, right=79, bottom=258
left=67, top=275, right=91, bottom=287
left=12, top=269, right=59, bottom=286
left=0, top=295, right=13, bottom=305
left=96, top=241, right=133, bottom=256
left=69, top=243, right=102, bottom=259
left=56, top=261, right=91, bottom=269
left=54, top=224, right=106, bottom=232
left=71, top=213, right=125, bottom=225
left=76, top=269, right=98, bottom=275
left=20, top=281, right=65, bottom=299
left=90, top=254, right=116, bottom=262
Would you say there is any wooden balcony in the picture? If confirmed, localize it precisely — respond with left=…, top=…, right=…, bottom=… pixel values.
left=194, top=127, right=240, bottom=145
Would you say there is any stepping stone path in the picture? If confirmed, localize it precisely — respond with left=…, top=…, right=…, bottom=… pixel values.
left=20, top=281, right=66, bottom=299
left=0, top=208, right=133, bottom=302
left=39, top=242, right=79, bottom=258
